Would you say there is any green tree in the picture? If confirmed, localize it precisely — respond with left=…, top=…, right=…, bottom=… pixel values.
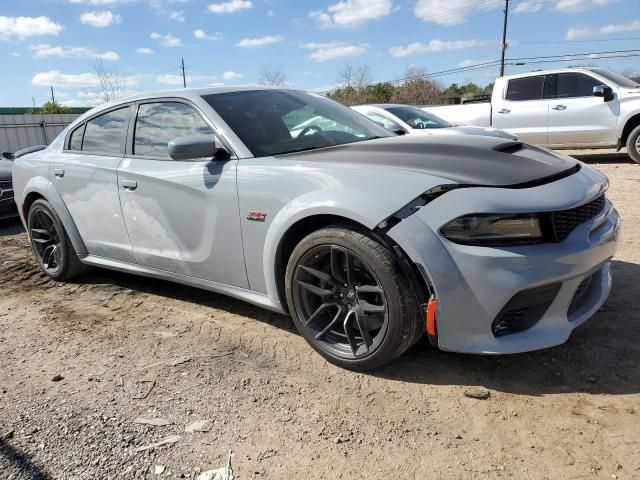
left=28, top=101, right=70, bottom=114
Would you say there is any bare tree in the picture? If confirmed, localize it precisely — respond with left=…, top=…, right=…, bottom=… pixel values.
left=392, top=66, right=442, bottom=106
left=333, top=63, right=373, bottom=105
left=93, top=58, right=128, bottom=104
left=259, top=64, right=288, bottom=87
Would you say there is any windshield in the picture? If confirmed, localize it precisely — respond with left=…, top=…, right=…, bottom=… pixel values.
left=589, top=69, right=640, bottom=88
left=385, top=106, right=452, bottom=129
left=201, top=90, right=392, bottom=156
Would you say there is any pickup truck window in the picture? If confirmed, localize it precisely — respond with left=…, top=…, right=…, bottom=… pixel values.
left=506, top=76, right=544, bottom=101
left=545, top=73, right=603, bottom=99
left=589, top=69, right=640, bottom=88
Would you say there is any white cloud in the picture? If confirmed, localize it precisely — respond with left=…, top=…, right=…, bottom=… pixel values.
left=136, top=47, right=154, bottom=54
left=300, top=41, right=368, bottom=62
left=223, top=71, right=243, bottom=80
left=0, top=16, right=63, bottom=41
left=32, top=70, right=101, bottom=88
left=236, top=35, right=282, bottom=47
left=193, top=29, right=221, bottom=41
left=389, top=39, right=487, bottom=58
left=150, top=32, right=183, bottom=47
left=79, top=10, right=122, bottom=27
left=414, top=0, right=501, bottom=26
left=30, top=44, right=119, bottom=60
left=309, top=0, right=393, bottom=28
left=514, top=0, right=545, bottom=13
left=11, top=52, right=22, bottom=57
left=157, top=74, right=218, bottom=85
left=566, top=19, right=640, bottom=39
left=457, top=58, right=493, bottom=68
left=207, top=0, right=253, bottom=14
left=169, top=10, right=185, bottom=22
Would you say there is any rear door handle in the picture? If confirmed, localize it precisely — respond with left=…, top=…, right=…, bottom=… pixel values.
left=552, top=104, right=567, bottom=111
left=497, top=108, right=510, bottom=114
left=121, top=179, right=138, bottom=191
left=54, top=168, right=65, bottom=178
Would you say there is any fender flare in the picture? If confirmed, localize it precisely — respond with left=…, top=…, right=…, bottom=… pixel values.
left=22, top=177, right=88, bottom=255
left=261, top=188, right=395, bottom=302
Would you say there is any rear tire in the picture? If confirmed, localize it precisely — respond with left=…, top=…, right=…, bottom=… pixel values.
left=627, top=124, right=640, bottom=164
left=285, top=226, right=423, bottom=370
left=28, top=199, right=88, bottom=281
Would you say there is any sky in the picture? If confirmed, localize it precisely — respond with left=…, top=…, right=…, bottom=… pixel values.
left=0, top=0, right=639, bottom=106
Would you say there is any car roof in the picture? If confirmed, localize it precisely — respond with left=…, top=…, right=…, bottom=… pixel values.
left=499, top=67, right=607, bottom=80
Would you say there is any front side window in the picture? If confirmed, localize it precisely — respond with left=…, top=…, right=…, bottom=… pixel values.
left=201, top=90, right=391, bottom=157
left=68, top=124, right=84, bottom=150
left=506, top=76, right=545, bottom=101
left=364, top=112, right=403, bottom=132
left=134, top=102, right=213, bottom=158
left=546, top=73, right=603, bottom=99
left=82, top=106, right=130, bottom=154
left=385, top=106, right=450, bottom=129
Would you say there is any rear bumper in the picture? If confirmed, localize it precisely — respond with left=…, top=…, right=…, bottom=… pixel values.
left=388, top=164, right=619, bottom=354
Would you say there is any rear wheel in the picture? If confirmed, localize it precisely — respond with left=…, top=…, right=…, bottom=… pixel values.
left=28, top=199, right=87, bottom=281
left=627, top=124, right=640, bottom=164
left=285, top=227, right=423, bottom=370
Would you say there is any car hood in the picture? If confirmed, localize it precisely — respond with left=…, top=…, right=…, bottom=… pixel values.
left=0, top=159, right=12, bottom=182
left=445, top=125, right=518, bottom=140
left=277, top=135, right=578, bottom=187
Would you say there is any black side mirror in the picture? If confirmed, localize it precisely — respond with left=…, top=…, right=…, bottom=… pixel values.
left=593, top=85, right=614, bottom=102
left=393, top=128, right=407, bottom=136
left=168, top=134, right=228, bottom=161
left=1, top=151, right=14, bottom=160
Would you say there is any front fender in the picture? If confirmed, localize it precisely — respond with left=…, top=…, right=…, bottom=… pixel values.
left=261, top=188, right=397, bottom=303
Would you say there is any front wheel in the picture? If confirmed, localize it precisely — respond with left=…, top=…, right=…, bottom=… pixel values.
left=285, top=227, right=423, bottom=370
left=627, top=124, right=640, bottom=164
left=27, top=199, right=87, bottom=281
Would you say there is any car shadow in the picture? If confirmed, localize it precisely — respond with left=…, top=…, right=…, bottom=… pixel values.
left=73, top=258, right=640, bottom=396
left=0, top=217, right=24, bottom=236
left=0, top=439, right=50, bottom=480
left=569, top=151, right=635, bottom=164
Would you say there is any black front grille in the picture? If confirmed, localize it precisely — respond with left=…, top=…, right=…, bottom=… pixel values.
left=549, top=195, right=605, bottom=242
left=492, top=283, right=561, bottom=337
left=0, top=181, right=13, bottom=201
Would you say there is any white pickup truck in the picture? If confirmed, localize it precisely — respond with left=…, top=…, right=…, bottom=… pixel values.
left=423, top=68, right=640, bottom=163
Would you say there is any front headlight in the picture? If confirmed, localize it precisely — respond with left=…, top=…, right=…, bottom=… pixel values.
left=440, top=213, right=543, bottom=246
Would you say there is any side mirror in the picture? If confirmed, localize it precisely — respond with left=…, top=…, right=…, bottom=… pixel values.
left=393, top=128, right=407, bottom=136
left=168, top=134, right=228, bottom=161
left=1, top=151, right=14, bottom=160
left=593, top=85, right=614, bottom=102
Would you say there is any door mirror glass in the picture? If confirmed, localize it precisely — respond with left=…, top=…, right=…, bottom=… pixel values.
left=168, top=134, right=225, bottom=160
left=593, top=85, right=614, bottom=102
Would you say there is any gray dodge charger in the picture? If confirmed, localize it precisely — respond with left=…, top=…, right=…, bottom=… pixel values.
left=12, top=87, right=620, bottom=370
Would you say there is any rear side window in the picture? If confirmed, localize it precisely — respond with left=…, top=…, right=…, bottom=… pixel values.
left=506, top=76, right=545, bottom=101
left=82, top=107, right=130, bottom=154
left=68, top=125, right=84, bottom=150
left=364, top=112, right=402, bottom=131
left=545, top=73, right=603, bottom=99
left=133, top=102, right=213, bottom=158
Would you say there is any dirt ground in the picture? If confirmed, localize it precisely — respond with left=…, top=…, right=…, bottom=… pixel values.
left=1, top=152, right=639, bottom=479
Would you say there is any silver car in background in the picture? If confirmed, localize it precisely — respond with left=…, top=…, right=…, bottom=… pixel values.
left=352, top=104, right=518, bottom=140
left=12, top=87, right=619, bottom=370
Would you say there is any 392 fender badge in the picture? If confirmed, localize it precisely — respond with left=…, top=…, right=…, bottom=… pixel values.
left=247, top=210, right=267, bottom=222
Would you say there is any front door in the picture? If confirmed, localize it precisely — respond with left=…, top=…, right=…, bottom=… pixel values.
left=545, top=73, right=619, bottom=147
left=117, top=100, right=248, bottom=288
left=52, top=105, right=135, bottom=263
left=492, top=74, right=549, bottom=145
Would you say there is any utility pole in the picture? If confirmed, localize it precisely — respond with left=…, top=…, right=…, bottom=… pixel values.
left=181, top=58, right=187, bottom=88
left=50, top=86, right=56, bottom=103
left=500, top=0, right=510, bottom=77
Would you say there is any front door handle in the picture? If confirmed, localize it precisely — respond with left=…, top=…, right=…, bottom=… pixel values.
left=121, top=179, right=138, bottom=191
left=552, top=104, right=567, bottom=111
left=54, top=168, right=65, bottom=178
left=497, top=108, right=510, bottom=114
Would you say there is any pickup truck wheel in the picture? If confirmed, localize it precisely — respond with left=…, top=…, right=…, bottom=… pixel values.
left=285, top=226, right=423, bottom=371
left=627, top=124, right=640, bottom=164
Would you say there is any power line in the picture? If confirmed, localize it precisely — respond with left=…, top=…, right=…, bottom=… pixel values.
left=516, top=36, right=640, bottom=45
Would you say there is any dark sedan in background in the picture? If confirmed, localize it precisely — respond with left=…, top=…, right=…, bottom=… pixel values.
left=1, top=153, right=18, bottom=219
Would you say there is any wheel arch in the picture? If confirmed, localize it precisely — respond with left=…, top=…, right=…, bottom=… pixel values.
left=620, top=112, right=640, bottom=148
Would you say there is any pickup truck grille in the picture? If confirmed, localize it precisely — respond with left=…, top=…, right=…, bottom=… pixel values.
left=549, top=195, right=605, bottom=242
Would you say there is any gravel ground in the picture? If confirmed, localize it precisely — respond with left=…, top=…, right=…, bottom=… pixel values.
left=1, top=154, right=639, bottom=479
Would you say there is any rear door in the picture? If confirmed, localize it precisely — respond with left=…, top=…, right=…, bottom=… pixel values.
left=492, top=75, right=549, bottom=145
left=53, top=106, right=135, bottom=262
left=545, top=72, right=619, bottom=147
left=116, top=100, right=248, bottom=288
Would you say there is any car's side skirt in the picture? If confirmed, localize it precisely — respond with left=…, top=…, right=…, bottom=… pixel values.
left=80, top=254, right=286, bottom=314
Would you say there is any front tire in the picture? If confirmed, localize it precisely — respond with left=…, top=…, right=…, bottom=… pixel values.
left=285, top=226, right=423, bottom=370
left=627, top=124, right=640, bottom=164
left=27, top=199, right=87, bottom=281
